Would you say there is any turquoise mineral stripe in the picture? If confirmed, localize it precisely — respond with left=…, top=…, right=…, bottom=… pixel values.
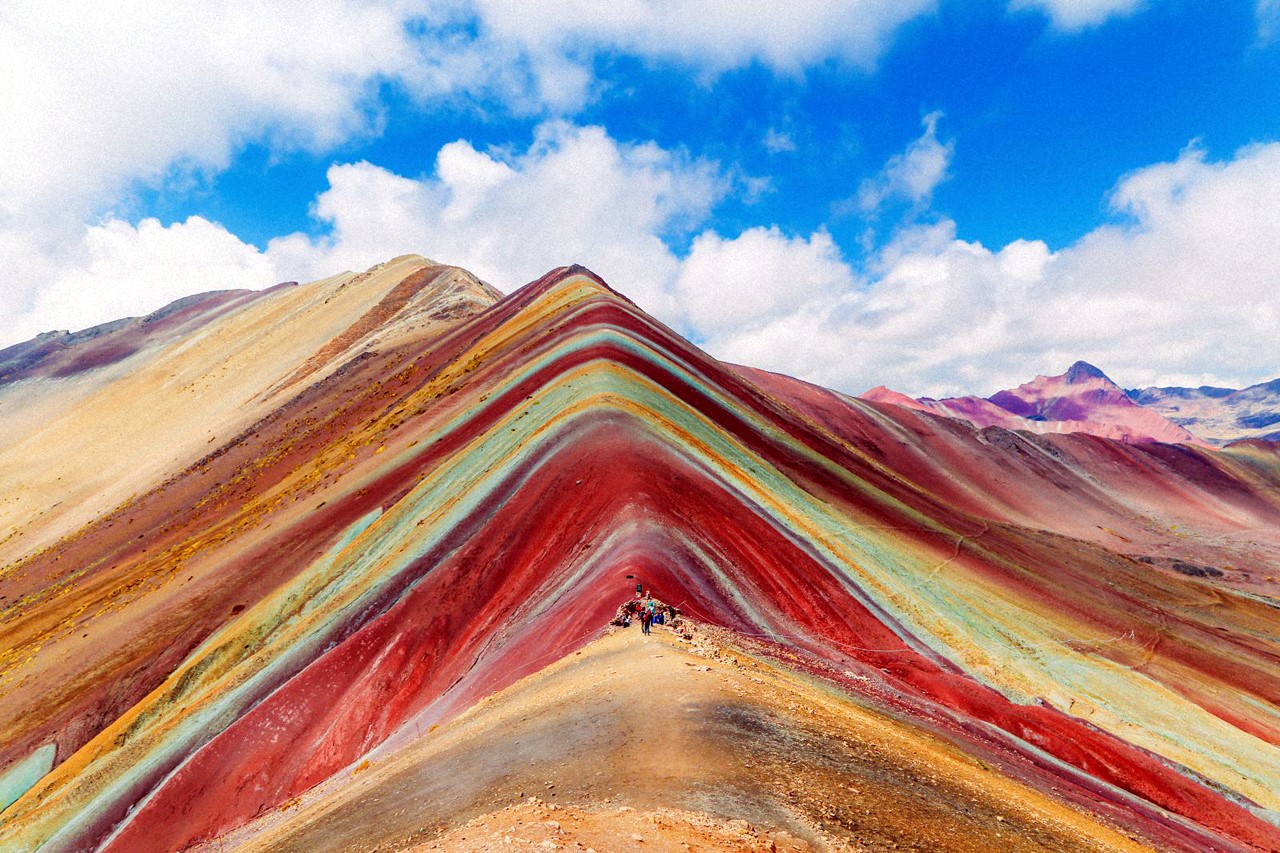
left=10, top=302, right=1280, bottom=849
left=3, top=509, right=384, bottom=851
left=0, top=743, right=55, bottom=813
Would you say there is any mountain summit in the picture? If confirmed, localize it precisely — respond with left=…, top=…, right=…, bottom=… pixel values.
left=1064, top=360, right=1109, bottom=384
left=1, top=259, right=1278, bottom=851
left=868, top=361, right=1201, bottom=445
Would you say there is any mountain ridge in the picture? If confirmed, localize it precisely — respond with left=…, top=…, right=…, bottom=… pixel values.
left=865, top=361, right=1202, bottom=445
left=1129, top=375, right=1280, bottom=445
left=865, top=361, right=1280, bottom=448
left=1, top=260, right=1278, bottom=851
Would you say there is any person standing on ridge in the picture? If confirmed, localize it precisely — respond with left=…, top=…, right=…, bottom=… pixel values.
left=640, top=600, right=654, bottom=635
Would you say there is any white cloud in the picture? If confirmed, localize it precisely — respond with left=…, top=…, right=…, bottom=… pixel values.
left=468, top=0, right=937, bottom=79
left=3, top=2, right=1270, bottom=396
left=0, top=0, right=444, bottom=345
left=0, top=1, right=435, bottom=224
left=763, top=129, right=798, bottom=154
left=11, top=130, right=1277, bottom=401
left=0, top=0, right=939, bottom=349
left=692, top=142, right=1280, bottom=396
left=266, top=122, right=726, bottom=315
left=858, top=111, right=953, bottom=213
left=0, top=0, right=935, bottom=227
left=9, top=119, right=714, bottom=345
left=2, top=217, right=277, bottom=345
left=1259, top=0, right=1280, bottom=43
left=693, top=222, right=1053, bottom=394
left=0, top=119, right=726, bottom=346
left=674, top=228, right=852, bottom=334
left=1009, top=0, right=1145, bottom=31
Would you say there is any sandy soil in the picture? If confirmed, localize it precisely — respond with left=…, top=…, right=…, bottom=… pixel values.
left=215, top=622, right=1149, bottom=853
left=404, top=799, right=814, bottom=852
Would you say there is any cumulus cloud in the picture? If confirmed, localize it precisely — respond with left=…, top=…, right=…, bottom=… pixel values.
left=674, top=228, right=852, bottom=334
left=8, top=119, right=1278, bottom=399
left=694, top=223, right=1052, bottom=394
left=467, top=0, right=937, bottom=80
left=696, top=142, right=1280, bottom=396
left=1009, top=0, right=1145, bottom=31
left=0, top=0, right=935, bottom=225
left=0, top=0, right=939, bottom=348
left=0, top=1, right=438, bottom=225
left=1, top=120, right=726, bottom=347
left=0, top=0, right=443, bottom=345
left=2, top=218, right=277, bottom=345
left=2, top=3, right=1271, bottom=395
left=266, top=122, right=726, bottom=315
left=858, top=112, right=953, bottom=213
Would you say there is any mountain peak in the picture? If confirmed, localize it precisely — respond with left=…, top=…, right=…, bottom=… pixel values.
left=2, top=257, right=1276, bottom=852
left=864, top=360, right=1198, bottom=445
left=1064, top=360, right=1110, bottom=384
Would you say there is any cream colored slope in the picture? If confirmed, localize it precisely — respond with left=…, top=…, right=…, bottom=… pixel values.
left=218, top=626, right=1146, bottom=853
left=0, top=254, right=497, bottom=569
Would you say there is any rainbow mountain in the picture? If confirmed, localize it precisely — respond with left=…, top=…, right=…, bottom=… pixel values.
left=1, top=256, right=1279, bottom=851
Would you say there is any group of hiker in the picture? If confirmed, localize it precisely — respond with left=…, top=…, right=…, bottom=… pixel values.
left=614, top=581, right=680, bottom=635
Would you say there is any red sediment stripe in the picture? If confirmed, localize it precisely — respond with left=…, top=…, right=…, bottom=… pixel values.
left=11, top=266, right=1280, bottom=853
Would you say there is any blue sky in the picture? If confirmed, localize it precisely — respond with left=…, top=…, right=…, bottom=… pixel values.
left=2, top=0, right=1279, bottom=396
left=193, top=0, right=1279, bottom=254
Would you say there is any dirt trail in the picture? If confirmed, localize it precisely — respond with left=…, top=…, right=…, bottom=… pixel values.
left=217, top=624, right=1150, bottom=852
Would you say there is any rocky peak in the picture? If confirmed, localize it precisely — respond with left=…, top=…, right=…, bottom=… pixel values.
left=1064, top=360, right=1111, bottom=385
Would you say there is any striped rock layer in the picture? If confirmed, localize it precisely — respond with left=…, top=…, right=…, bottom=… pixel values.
left=862, top=360, right=1202, bottom=446
left=1, top=258, right=1279, bottom=851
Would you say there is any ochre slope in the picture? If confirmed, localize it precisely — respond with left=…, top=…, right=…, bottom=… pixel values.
left=0, top=264, right=1278, bottom=851
left=0, top=255, right=497, bottom=566
left=217, top=627, right=1148, bottom=853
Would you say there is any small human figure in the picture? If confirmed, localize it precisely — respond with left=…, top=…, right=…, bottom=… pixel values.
left=642, top=595, right=657, bottom=634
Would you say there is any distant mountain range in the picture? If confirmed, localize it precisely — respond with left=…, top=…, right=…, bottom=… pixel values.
left=1129, top=377, right=1280, bottom=444
left=864, top=361, right=1280, bottom=446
